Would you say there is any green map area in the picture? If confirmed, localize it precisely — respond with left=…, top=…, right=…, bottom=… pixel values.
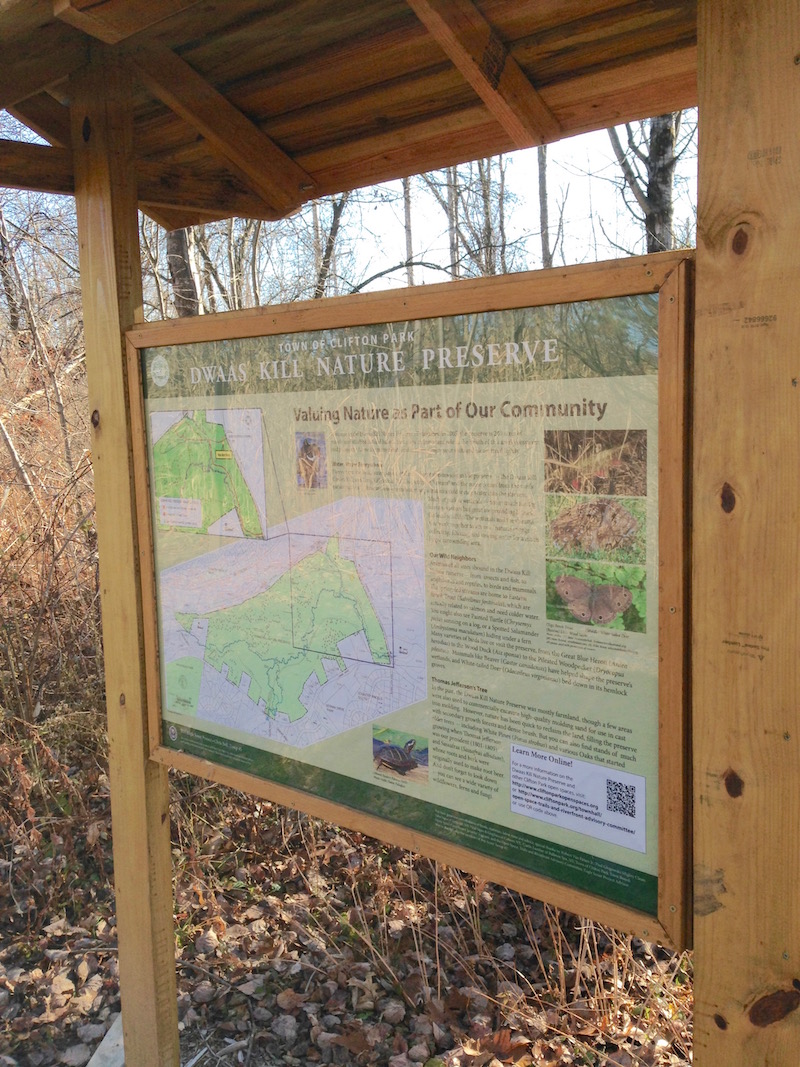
left=153, top=411, right=262, bottom=536
left=167, top=538, right=390, bottom=721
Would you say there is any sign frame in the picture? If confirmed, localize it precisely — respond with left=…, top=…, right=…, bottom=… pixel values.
left=127, top=252, right=691, bottom=948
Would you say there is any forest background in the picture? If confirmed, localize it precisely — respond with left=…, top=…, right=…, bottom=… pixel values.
left=0, top=109, right=695, bottom=1067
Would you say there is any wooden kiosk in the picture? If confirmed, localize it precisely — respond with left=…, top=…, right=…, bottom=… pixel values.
left=1, top=2, right=798, bottom=1064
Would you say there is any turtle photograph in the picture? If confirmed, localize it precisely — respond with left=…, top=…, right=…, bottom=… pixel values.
left=372, top=729, right=429, bottom=784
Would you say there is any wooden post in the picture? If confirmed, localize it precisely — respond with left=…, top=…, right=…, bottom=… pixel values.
left=693, top=1, right=800, bottom=1062
left=70, top=46, right=179, bottom=1066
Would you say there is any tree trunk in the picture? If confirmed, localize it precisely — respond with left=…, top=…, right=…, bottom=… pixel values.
left=0, top=210, right=23, bottom=332
left=166, top=227, right=200, bottom=316
left=608, top=114, right=681, bottom=254
left=447, top=166, right=459, bottom=277
left=313, top=192, right=351, bottom=298
left=538, top=144, right=553, bottom=269
left=403, top=177, right=415, bottom=286
left=646, top=113, right=679, bottom=253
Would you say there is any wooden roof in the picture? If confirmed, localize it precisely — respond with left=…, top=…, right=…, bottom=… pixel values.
left=0, top=0, right=697, bottom=228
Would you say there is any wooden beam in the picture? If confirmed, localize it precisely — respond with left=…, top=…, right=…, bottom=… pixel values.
left=0, top=139, right=285, bottom=220
left=693, top=0, right=800, bottom=1063
left=135, top=159, right=285, bottom=221
left=54, top=0, right=200, bottom=44
left=69, top=43, right=179, bottom=1067
left=404, top=0, right=561, bottom=147
left=140, top=206, right=231, bottom=231
left=123, top=39, right=317, bottom=217
left=0, top=139, right=74, bottom=194
left=0, top=20, right=88, bottom=108
left=9, top=93, right=72, bottom=147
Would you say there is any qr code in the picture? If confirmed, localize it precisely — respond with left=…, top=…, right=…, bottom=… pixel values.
left=606, top=779, right=636, bottom=818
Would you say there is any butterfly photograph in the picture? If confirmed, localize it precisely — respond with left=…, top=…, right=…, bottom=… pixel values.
left=545, top=561, right=646, bottom=632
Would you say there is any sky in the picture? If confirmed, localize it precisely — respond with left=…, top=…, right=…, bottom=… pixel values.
left=349, top=113, right=698, bottom=292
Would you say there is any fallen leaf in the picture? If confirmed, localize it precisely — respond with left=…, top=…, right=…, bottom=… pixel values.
left=58, top=1044, right=91, bottom=1066
left=276, top=987, right=309, bottom=1011
left=462, top=1029, right=532, bottom=1063
left=194, top=926, right=219, bottom=955
left=332, top=1027, right=371, bottom=1054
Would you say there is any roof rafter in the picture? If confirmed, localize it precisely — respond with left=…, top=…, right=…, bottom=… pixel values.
left=122, top=39, right=317, bottom=218
left=404, top=0, right=561, bottom=148
left=0, top=139, right=288, bottom=222
left=53, top=0, right=201, bottom=45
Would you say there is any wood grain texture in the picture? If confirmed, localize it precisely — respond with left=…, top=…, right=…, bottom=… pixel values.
left=127, top=253, right=685, bottom=349
left=0, top=21, right=88, bottom=108
left=54, top=0, right=198, bottom=44
left=124, top=39, right=316, bottom=215
left=656, top=259, right=692, bottom=949
left=405, top=0, right=561, bottom=146
left=693, top=0, right=800, bottom=1062
left=70, top=45, right=179, bottom=1067
left=8, top=94, right=72, bottom=148
left=0, top=139, right=285, bottom=221
left=1, top=1, right=697, bottom=220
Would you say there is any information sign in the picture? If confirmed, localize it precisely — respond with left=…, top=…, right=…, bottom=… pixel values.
left=130, top=256, right=690, bottom=944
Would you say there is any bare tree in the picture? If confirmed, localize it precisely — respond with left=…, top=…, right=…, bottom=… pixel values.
left=421, top=155, right=520, bottom=278
left=538, top=145, right=553, bottom=269
left=402, top=177, right=415, bottom=286
left=607, top=113, right=690, bottom=253
left=313, top=192, right=351, bottom=298
left=166, top=227, right=201, bottom=316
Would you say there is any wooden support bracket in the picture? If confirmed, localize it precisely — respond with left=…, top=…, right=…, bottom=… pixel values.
left=123, top=39, right=317, bottom=217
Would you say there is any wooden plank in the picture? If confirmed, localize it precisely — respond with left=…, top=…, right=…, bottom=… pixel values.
left=127, top=337, right=165, bottom=758
left=163, top=0, right=415, bottom=88
left=133, top=59, right=467, bottom=165
left=514, top=2, right=696, bottom=85
left=0, top=0, right=55, bottom=39
left=54, top=0, right=201, bottom=44
left=693, top=0, right=800, bottom=1063
left=123, top=39, right=317, bottom=216
left=151, top=38, right=694, bottom=175
left=405, top=0, right=561, bottom=146
left=135, top=159, right=284, bottom=221
left=127, top=252, right=687, bottom=349
left=0, top=140, right=74, bottom=196
left=140, top=205, right=234, bottom=231
left=656, top=258, right=692, bottom=949
left=69, top=43, right=179, bottom=1067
